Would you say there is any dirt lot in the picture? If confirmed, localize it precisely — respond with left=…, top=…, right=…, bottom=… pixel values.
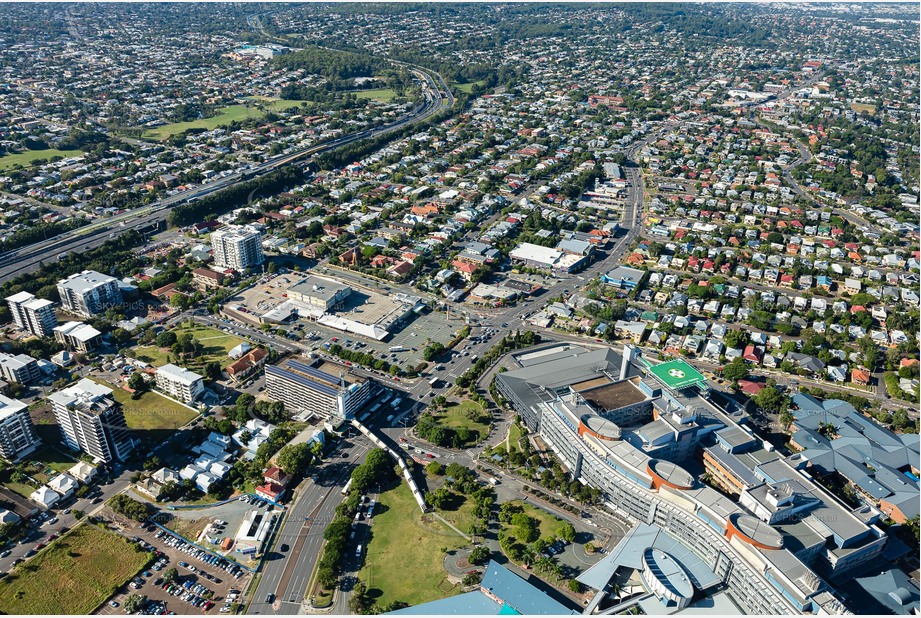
left=94, top=520, right=251, bottom=616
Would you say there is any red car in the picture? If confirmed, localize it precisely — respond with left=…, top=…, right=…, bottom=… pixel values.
left=425, top=454, right=434, bottom=459
left=35, top=543, right=45, bottom=550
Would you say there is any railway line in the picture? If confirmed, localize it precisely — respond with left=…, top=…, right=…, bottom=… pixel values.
left=0, top=65, right=453, bottom=284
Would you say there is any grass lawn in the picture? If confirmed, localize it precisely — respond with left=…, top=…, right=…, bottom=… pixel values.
left=508, top=423, right=527, bottom=454
left=131, top=345, right=171, bottom=367
left=0, top=523, right=151, bottom=615
left=435, top=400, right=491, bottom=444
left=25, top=445, right=79, bottom=484
left=433, top=492, right=478, bottom=534
left=244, top=96, right=307, bottom=112
left=99, top=381, right=199, bottom=431
left=144, top=105, right=263, bottom=140
left=131, top=323, right=245, bottom=371
left=353, top=88, right=397, bottom=102
left=0, top=148, right=86, bottom=171
left=358, top=481, right=465, bottom=607
left=3, top=481, right=36, bottom=499
left=503, top=500, right=567, bottom=542
left=455, top=80, right=485, bottom=94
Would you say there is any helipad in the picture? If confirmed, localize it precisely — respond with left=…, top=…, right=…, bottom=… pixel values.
left=648, top=359, right=706, bottom=391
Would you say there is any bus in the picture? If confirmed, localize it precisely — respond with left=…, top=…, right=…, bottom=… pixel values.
left=370, top=403, right=382, bottom=414
left=380, top=391, right=393, bottom=404
left=429, top=376, right=440, bottom=387
left=389, top=346, right=406, bottom=352
left=341, top=478, right=353, bottom=496
left=390, top=397, right=402, bottom=409
left=358, top=412, right=370, bottom=422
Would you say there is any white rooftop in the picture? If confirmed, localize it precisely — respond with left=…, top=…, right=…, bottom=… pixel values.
left=157, top=363, right=203, bottom=385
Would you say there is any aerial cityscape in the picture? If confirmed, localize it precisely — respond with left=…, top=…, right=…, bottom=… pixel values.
left=0, top=2, right=917, bottom=616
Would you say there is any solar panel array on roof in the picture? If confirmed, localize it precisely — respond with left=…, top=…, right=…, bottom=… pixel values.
left=265, top=365, right=339, bottom=397
left=285, top=360, right=339, bottom=385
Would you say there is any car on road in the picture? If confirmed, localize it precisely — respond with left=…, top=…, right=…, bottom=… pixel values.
left=280, top=544, right=289, bottom=552
left=265, top=593, right=275, bottom=604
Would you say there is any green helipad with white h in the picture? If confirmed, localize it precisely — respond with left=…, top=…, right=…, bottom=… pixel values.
left=648, top=359, right=706, bottom=391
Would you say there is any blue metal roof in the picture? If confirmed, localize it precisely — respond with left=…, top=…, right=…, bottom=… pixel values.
left=388, top=591, right=501, bottom=615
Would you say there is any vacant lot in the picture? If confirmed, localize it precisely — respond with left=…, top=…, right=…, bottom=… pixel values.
left=144, top=105, right=263, bottom=140
left=132, top=323, right=245, bottom=371
left=0, top=523, right=151, bottom=615
left=849, top=102, right=877, bottom=115
left=357, top=482, right=465, bottom=608
left=0, top=148, right=85, bottom=171
left=107, top=385, right=199, bottom=430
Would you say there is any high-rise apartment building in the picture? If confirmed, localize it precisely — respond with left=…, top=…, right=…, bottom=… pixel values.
left=155, top=364, right=204, bottom=404
left=211, top=225, right=264, bottom=271
left=48, top=378, right=133, bottom=463
left=0, top=394, right=39, bottom=462
left=56, top=271, right=123, bottom=318
left=6, top=291, right=57, bottom=337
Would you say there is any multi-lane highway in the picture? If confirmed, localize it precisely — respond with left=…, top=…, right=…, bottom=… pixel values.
left=246, top=438, right=371, bottom=616
left=0, top=66, right=453, bottom=285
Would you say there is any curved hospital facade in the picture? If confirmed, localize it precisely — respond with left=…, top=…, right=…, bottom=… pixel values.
left=497, top=343, right=884, bottom=615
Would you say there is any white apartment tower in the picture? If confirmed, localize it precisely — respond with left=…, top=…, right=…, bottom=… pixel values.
left=155, top=364, right=205, bottom=404
left=0, top=394, right=39, bottom=461
left=56, top=270, right=123, bottom=318
left=6, top=291, right=57, bottom=337
left=48, top=378, right=134, bottom=463
left=211, top=225, right=264, bottom=272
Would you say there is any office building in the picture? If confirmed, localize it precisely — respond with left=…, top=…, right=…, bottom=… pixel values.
left=6, top=291, right=57, bottom=337
left=211, top=225, right=264, bottom=271
left=0, top=394, right=39, bottom=462
left=265, top=358, right=370, bottom=420
left=0, top=352, right=41, bottom=384
left=155, top=364, right=204, bottom=404
left=48, top=378, right=133, bottom=463
left=56, top=270, right=123, bottom=318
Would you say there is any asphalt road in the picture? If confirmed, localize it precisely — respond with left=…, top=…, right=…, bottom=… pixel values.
left=246, top=438, right=371, bottom=615
left=0, top=65, right=452, bottom=285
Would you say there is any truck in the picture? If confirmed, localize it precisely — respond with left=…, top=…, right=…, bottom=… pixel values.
left=428, top=376, right=440, bottom=387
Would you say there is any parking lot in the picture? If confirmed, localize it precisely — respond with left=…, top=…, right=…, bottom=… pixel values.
left=94, top=520, right=252, bottom=616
